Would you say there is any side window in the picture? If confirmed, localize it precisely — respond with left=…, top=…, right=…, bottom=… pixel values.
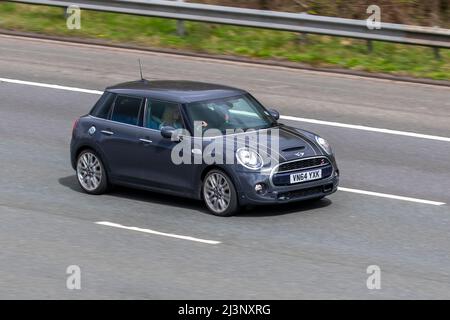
left=111, top=95, right=143, bottom=126
left=145, top=100, right=183, bottom=130
left=90, top=92, right=115, bottom=119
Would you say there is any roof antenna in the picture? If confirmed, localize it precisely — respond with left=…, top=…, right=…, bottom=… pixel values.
left=138, top=59, right=144, bottom=80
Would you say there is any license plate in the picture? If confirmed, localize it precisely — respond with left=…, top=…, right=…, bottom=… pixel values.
left=290, top=169, right=322, bottom=184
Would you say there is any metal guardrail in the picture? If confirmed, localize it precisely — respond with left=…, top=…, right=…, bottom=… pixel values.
left=9, top=0, right=450, bottom=48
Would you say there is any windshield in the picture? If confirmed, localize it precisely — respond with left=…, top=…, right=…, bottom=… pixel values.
left=185, top=94, right=276, bottom=134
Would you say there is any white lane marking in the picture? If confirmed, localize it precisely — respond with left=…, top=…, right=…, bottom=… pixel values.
left=338, top=187, right=445, bottom=206
left=281, top=115, right=450, bottom=143
left=95, top=221, right=221, bottom=245
left=0, top=77, right=103, bottom=95
left=1, top=76, right=449, bottom=143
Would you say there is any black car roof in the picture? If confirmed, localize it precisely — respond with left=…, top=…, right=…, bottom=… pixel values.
left=106, top=80, right=247, bottom=104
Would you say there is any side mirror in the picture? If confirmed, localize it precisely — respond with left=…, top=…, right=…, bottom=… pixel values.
left=161, top=126, right=175, bottom=139
left=268, top=108, right=280, bottom=120
left=161, top=126, right=183, bottom=142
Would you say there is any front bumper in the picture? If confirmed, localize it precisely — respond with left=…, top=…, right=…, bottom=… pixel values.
left=235, top=165, right=339, bottom=205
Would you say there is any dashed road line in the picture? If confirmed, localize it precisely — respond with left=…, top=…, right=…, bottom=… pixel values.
left=95, top=221, right=222, bottom=244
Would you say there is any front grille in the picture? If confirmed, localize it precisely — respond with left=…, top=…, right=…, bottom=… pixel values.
left=277, top=157, right=330, bottom=173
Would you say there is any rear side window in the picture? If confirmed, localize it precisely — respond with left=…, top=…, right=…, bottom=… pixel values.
left=111, top=95, right=143, bottom=126
left=90, top=92, right=115, bottom=119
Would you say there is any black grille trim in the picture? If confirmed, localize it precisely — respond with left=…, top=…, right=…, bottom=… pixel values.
left=277, top=157, right=330, bottom=173
left=278, top=186, right=323, bottom=200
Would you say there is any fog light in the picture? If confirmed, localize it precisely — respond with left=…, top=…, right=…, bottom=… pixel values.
left=255, top=183, right=267, bottom=194
left=323, top=184, right=333, bottom=193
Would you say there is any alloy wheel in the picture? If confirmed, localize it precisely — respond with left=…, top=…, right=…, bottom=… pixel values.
left=77, top=152, right=103, bottom=192
left=203, top=172, right=231, bottom=214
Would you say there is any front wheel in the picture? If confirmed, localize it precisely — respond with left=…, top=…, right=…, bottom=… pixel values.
left=202, top=170, right=239, bottom=217
left=76, top=150, right=108, bottom=195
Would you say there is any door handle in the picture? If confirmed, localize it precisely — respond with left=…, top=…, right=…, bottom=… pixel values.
left=139, top=138, right=153, bottom=144
left=101, top=130, right=114, bottom=136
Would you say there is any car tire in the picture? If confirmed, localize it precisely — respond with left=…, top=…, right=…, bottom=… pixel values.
left=202, top=169, right=239, bottom=217
left=76, top=149, right=109, bottom=195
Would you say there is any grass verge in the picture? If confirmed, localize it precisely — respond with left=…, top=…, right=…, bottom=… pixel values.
left=0, top=3, right=449, bottom=80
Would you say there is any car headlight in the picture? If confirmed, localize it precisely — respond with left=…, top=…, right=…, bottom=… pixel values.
left=315, top=136, right=333, bottom=155
left=236, top=148, right=263, bottom=170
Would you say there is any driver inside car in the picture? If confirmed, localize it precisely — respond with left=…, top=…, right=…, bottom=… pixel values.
left=159, top=105, right=183, bottom=129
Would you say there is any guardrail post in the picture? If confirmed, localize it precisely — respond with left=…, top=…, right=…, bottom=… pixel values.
left=367, top=40, right=373, bottom=53
left=433, top=47, right=441, bottom=60
left=176, top=0, right=186, bottom=36
left=297, top=33, right=308, bottom=45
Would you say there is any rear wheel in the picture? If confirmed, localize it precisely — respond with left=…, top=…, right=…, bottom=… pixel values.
left=76, top=150, right=108, bottom=195
left=202, top=170, right=239, bottom=217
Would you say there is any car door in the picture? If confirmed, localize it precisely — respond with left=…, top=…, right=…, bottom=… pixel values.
left=133, top=98, right=195, bottom=194
left=97, top=94, right=145, bottom=182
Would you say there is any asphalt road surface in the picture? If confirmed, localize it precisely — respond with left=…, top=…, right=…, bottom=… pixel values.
left=0, top=35, right=449, bottom=299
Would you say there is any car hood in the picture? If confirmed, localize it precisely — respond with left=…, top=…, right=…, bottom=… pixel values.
left=200, top=124, right=323, bottom=164
left=271, top=125, right=322, bottom=162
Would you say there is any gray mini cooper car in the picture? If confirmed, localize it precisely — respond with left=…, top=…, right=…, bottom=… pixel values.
left=71, top=80, right=339, bottom=216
